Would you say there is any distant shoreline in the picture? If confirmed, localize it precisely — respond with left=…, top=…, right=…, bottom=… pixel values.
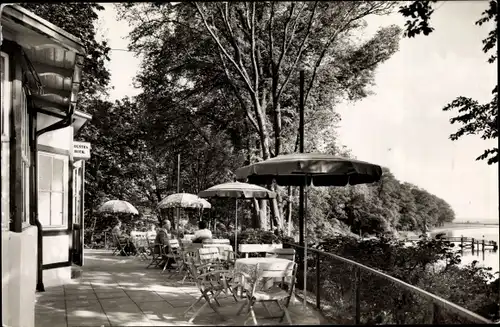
left=433, top=223, right=499, bottom=232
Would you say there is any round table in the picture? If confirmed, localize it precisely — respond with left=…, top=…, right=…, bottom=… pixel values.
left=234, top=257, right=293, bottom=292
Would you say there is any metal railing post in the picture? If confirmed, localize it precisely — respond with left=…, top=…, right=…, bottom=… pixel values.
left=432, top=302, right=440, bottom=324
left=316, top=252, right=320, bottom=309
left=354, top=266, right=361, bottom=324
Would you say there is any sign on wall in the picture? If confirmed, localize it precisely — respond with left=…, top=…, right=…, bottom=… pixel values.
left=73, top=141, right=91, bottom=160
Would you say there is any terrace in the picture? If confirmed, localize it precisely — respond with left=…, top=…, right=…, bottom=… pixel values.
left=35, top=249, right=329, bottom=326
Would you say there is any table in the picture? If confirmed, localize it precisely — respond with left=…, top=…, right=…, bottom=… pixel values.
left=234, top=257, right=293, bottom=292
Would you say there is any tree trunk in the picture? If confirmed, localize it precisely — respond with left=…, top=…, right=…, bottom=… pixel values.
left=287, top=186, right=293, bottom=236
left=259, top=199, right=268, bottom=230
left=252, top=198, right=260, bottom=228
left=271, top=198, right=282, bottom=230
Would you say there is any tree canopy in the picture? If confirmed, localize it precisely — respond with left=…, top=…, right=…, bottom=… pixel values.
left=24, top=2, right=457, bottom=238
left=399, top=0, right=498, bottom=164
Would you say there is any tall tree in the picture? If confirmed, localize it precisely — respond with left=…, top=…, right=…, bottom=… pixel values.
left=118, top=1, right=403, bottom=228
left=399, top=0, right=498, bottom=164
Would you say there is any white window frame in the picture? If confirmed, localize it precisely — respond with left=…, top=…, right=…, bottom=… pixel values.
left=1, top=51, right=10, bottom=231
left=20, top=86, right=30, bottom=228
left=73, top=160, right=83, bottom=225
left=38, top=151, right=69, bottom=230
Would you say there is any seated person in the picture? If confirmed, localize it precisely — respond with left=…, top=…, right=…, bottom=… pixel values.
left=192, top=220, right=213, bottom=243
left=154, top=221, right=173, bottom=269
left=112, top=220, right=137, bottom=255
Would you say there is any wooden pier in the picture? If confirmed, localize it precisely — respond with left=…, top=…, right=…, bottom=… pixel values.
left=407, top=236, right=498, bottom=252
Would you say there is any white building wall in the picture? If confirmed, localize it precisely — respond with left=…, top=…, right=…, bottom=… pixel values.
left=2, top=227, right=37, bottom=327
left=37, top=113, right=73, bottom=150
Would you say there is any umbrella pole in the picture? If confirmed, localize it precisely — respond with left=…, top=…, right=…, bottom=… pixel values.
left=235, top=198, right=238, bottom=253
left=303, top=181, right=308, bottom=310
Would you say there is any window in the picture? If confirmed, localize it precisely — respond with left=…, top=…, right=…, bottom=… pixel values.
left=38, top=152, right=68, bottom=229
left=1, top=52, right=10, bottom=231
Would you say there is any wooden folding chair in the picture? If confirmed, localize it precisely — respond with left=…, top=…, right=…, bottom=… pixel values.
left=133, top=233, right=149, bottom=260
left=162, top=239, right=181, bottom=274
left=237, top=261, right=297, bottom=325
left=265, top=248, right=296, bottom=261
left=147, top=243, right=167, bottom=268
left=111, top=233, right=129, bottom=256
left=198, top=247, right=222, bottom=265
left=183, top=256, right=237, bottom=323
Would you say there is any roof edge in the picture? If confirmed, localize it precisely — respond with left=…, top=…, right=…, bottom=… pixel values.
left=3, top=5, right=86, bottom=54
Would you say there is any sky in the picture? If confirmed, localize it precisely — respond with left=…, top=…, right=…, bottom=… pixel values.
left=97, top=2, right=498, bottom=222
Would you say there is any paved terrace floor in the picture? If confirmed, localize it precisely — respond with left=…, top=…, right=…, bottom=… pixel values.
left=35, top=249, right=328, bottom=326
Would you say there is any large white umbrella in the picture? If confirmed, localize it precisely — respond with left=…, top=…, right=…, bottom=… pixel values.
left=235, top=153, right=382, bottom=308
left=98, top=200, right=139, bottom=215
left=198, top=182, right=276, bottom=251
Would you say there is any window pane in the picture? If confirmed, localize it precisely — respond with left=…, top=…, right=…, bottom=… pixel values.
left=52, top=158, right=64, bottom=192
left=24, top=165, right=29, bottom=223
left=50, top=192, right=63, bottom=226
left=1, top=55, right=4, bottom=136
left=39, top=155, right=52, bottom=190
left=20, top=89, right=26, bottom=155
left=38, top=191, right=51, bottom=226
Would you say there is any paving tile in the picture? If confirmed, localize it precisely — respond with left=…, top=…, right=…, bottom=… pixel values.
left=99, top=297, right=137, bottom=310
left=106, top=311, right=152, bottom=326
left=135, top=301, right=176, bottom=318
left=36, top=298, right=65, bottom=307
left=66, top=307, right=108, bottom=321
left=92, top=284, right=122, bottom=291
left=65, top=299, right=101, bottom=309
left=35, top=312, right=67, bottom=327
left=36, top=292, right=66, bottom=301
left=43, top=286, right=66, bottom=294
left=65, top=292, right=98, bottom=302
left=165, top=297, right=198, bottom=308
left=64, top=287, right=96, bottom=295
left=124, top=290, right=165, bottom=303
left=64, top=282, right=93, bottom=289
left=67, top=319, right=110, bottom=327
left=95, top=290, right=129, bottom=300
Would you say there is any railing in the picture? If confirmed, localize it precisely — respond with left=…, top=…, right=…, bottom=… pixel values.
left=285, top=242, right=493, bottom=325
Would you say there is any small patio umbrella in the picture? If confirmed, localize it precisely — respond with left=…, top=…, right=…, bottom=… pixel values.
left=235, top=153, right=382, bottom=308
left=157, top=193, right=212, bottom=209
left=198, top=182, right=276, bottom=251
left=157, top=193, right=211, bottom=231
left=98, top=200, right=139, bottom=215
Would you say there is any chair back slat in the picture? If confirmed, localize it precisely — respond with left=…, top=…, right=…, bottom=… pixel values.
left=256, top=261, right=296, bottom=278
left=168, top=239, right=180, bottom=248
left=265, top=248, right=296, bottom=261
left=198, top=247, right=220, bottom=263
left=202, top=238, right=230, bottom=245
left=239, top=243, right=283, bottom=258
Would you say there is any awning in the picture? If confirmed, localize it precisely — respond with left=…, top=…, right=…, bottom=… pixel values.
left=1, top=5, right=86, bottom=114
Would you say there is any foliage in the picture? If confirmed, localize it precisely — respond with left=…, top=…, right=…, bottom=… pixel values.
left=283, top=167, right=455, bottom=241
left=297, top=235, right=499, bottom=323
left=398, top=1, right=438, bottom=38
left=400, top=0, right=498, bottom=164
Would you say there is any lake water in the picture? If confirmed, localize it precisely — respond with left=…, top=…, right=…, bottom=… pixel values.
left=435, top=226, right=499, bottom=274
